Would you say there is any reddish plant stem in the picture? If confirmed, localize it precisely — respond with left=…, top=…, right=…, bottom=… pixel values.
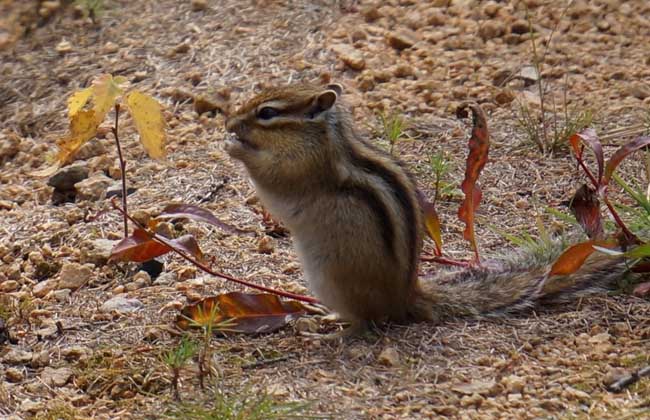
left=110, top=199, right=319, bottom=304
left=576, top=153, right=599, bottom=188
left=421, top=254, right=472, bottom=267
left=602, top=194, right=637, bottom=244
left=111, top=104, right=128, bottom=238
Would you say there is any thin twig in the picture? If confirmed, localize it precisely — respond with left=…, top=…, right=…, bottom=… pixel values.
left=110, top=198, right=319, bottom=304
left=111, top=104, right=128, bottom=238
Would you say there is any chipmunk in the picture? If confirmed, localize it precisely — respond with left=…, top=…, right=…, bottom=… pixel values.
left=224, top=82, right=632, bottom=336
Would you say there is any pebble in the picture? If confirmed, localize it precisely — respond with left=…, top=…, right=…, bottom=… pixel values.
left=33, top=279, right=57, bottom=298
left=5, top=367, right=24, bottom=382
left=0, top=280, right=18, bottom=292
left=47, top=163, right=89, bottom=191
left=190, top=0, right=208, bottom=11
left=40, top=366, right=73, bottom=387
left=3, top=348, right=34, bottom=365
left=257, top=236, right=275, bottom=254
left=377, top=346, right=400, bottom=367
left=80, top=238, right=117, bottom=266
left=387, top=28, right=418, bottom=50
left=331, top=44, right=366, bottom=71
left=74, top=173, right=113, bottom=200
left=58, top=262, right=93, bottom=290
left=100, top=296, right=144, bottom=313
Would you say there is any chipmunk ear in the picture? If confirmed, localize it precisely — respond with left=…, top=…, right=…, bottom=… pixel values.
left=326, top=83, right=343, bottom=97
left=308, top=89, right=338, bottom=118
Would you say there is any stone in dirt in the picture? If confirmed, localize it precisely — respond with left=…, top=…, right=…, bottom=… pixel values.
left=74, top=173, right=113, bottom=201
left=80, top=239, right=117, bottom=266
left=377, top=346, right=400, bottom=366
left=331, top=44, right=366, bottom=71
left=40, top=366, right=73, bottom=387
left=3, top=348, right=34, bottom=365
left=47, top=163, right=89, bottom=191
left=100, top=296, right=144, bottom=313
left=57, top=262, right=93, bottom=290
left=387, top=28, right=418, bottom=50
left=33, top=278, right=57, bottom=298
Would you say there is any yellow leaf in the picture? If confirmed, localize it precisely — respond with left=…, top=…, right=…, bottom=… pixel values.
left=126, top=90, right=166, bottom=159
left=67, top=87, right=93, bottom=119
left=91, top=74, right=122, bottom=123
left=55, top=109, right=101, bottom=165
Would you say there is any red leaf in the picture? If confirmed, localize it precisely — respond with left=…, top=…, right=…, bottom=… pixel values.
left=158, top=204, right=252, bottom=235
left=109, top=228, right=172, bottom=262
left=633, top=281, right=650, bottom=298
left=456, top=102, right=489, bottom=261
left=603, top=136, right=650, bottom=185
left=549, top=240, right=614, bottom=276
left=569, top=184, right=603, bottom=239
left=176, top=292, right=305, bottom=334
left=109, top=229, right=204, bottom=263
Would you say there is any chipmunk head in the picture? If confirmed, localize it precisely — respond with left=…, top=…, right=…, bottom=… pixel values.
left=224, top=83, right=343, bottom=188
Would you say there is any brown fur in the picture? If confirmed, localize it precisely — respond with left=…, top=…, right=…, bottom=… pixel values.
left=225, top=83, right=631, bottom=330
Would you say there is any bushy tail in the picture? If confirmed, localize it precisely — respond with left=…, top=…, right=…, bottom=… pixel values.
left=409, top=239, right=632, bottom=322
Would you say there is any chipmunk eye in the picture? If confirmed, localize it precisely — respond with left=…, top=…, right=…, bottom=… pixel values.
left=257, top=107, right=280, bottom=120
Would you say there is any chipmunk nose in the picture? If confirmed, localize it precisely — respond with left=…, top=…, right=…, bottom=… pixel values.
left=225, top=115, right=242, bottom=134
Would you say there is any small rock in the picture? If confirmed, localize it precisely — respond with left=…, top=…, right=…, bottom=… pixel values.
left=603, top=367, right=629, bottom=387
left=494, top=89, right=515, bottom=105
left=377, top=347, right=400, bottom=367
left=626, top=82, right=650, bottom=100
left=190, top=0, right=208, bottom=11
left=519, top=65, right=540, bottom=86
left=75, top=173, right=113, bottom=201
left=294, top=317, right=319, bottom=333
left=171, top=42, right=190, bottom=55
left=39, top=1, right=61, bottom=18
left=76, top=139, right=107, bottom=160
left=55, top=40, right=72, bottom=54
left=47, top=163, right=89, bottom=191
left=133, top=270, right=152, bottom=288
left=361, top=5, right=381, bottom=22
left=562, top=386, right=590, bottom=402
left=31, top=350, right=50, bottom=368
left=58, top=262, right=92, bottom=290
left=392, top=63, right=415, bottom=78
left=153, top=271, right=177, bottom=286
left=0, top=280, right=18, bottom=292
left=478, top=21, right=506, bottom=40
left=20, top=399, right=43, bottom=414
left=501, top=375, right=526, bottom=393
left=460, top=393, right=484, bottom=408
left=0, top=200, right=13, bottom=210
left=62, top=345, right=91, bottom=361
left=3, top=348, right=34, bottom=364
left=511, top=19, right=530, bottom=34
left=588, top=332, right=611, bottom=344
left=51, top=289, right=71, bottom=302
left=80, top=238, right=117, bottom=266
left=0, top=132, right=20, bottom=162
left=387, top=28, right=418, bottom=50
left=331, top=44, right=366, bottom=71
left=40, top=366, right=73, bottom=387
left=452, top=380, right=498, bottom=396
left=33, top=279, right=57, bottom=298
left=5, top=367, right=24, bottom=382
left=102, top=41, right=119, bottom=54
left=100, top=296, right=144, bottom=313
left=257, top=236, right=275, bottom=254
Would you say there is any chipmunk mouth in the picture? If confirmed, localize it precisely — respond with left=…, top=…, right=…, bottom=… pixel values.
left=225, top=133, right=258, bottom=154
